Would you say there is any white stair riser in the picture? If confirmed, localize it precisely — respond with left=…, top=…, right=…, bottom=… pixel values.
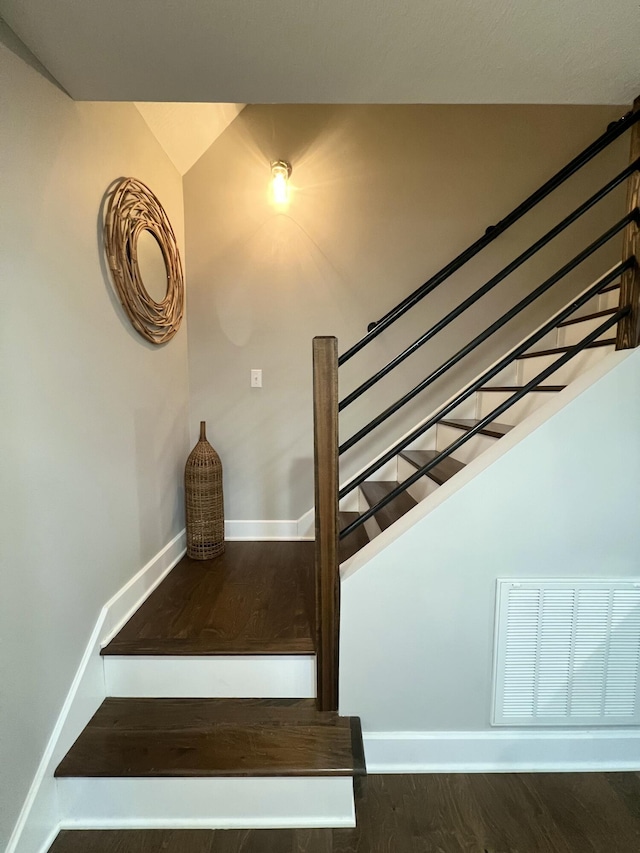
left=56, top=776, right=355, bottom=829
left=571, top=291, right=604, bottom=317
left=517, top=345, right=615, bottom=385
left=359, top=484, right=382, bottom=541
left=443, top=396, right=477, bottom=422
left=403, top=426, right=437, bottom=452
left=480, top=361, right=519, bottom=389
left=356, top=457, right=397, bottom=482
left=362, top=515, right=382, bottom=541
left=599, top=288, right=621, bottom=311
left=338, top=493, right=359, bottom=513
left=396, top=455, right=439, bottom=503
left=476, top=390, right=560, bottom=424
left=103, top=656, right=316, bottom=699
left=520, top=328, right=559, bottom=354
left=566, top=286, right=620, bottom=320
left=435, top=424, right=499, bottom=464
left=558, top=316, right=619, bottom=347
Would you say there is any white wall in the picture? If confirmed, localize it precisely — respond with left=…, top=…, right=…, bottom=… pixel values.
left=339, top=349, right=640, bottom=735
left=184, top=104, right=628, bottom=523
left=0, top=33, right=190, bottom=850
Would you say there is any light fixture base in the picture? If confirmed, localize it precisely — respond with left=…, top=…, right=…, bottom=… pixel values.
left=270, top=159, right=292, bottom=178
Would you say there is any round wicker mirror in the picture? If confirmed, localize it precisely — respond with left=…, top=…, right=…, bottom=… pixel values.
left=104, top=178, right=184, bottom=344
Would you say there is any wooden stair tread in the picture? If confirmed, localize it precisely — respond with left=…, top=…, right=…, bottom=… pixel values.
left=558, top=307, right=619, bottom=327
left=339, top=512, right=370, bottom=562
left=55, top=698, right=365, bottom=778
left=360, top=481, right=417, bottom=530
left=439, top=418, right=513, bottom=439
left=518, top=339, right=616, bottom=358
left=101, top=542, right=315, bottom=657
left=400, top=450, right=465, bottom=485
left=600, top=280, right=621, bottom=293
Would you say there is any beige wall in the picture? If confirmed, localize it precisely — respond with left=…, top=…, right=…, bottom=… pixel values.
left=0, top=36, right=190, bottom=849
left=184, top=104, right=628, bottom=521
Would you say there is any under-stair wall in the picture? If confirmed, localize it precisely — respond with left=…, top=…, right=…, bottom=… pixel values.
left=339, top=346, right=640, bottom=770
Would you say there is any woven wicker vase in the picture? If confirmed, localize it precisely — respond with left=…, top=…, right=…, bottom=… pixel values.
left=185, top=421, right=225, bottom=560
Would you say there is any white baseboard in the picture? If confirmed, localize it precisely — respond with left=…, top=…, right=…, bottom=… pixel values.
left=100, top=530, right=187, bottom=648
left=225, top=512, right=314, bottom=541
left=6, top=530, right=186, bottom=853
left=57, top=777, right=355, bottom=829
left=104, top=654, right=316, bottom=698
left=363, top=729, right=640, bottom=773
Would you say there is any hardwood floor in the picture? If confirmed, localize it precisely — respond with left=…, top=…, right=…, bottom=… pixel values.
left=101, top=542, right=315, bottom=656
left=55, top=698, right=365, bottom=778
left=48, top=772, right=640, bottom=851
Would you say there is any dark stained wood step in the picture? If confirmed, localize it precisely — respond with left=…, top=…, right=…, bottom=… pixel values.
left=338, top=512, right=370, bottom=562
left=101, top=542, right=315, bottom=656
left=558, top=307, right=619, bottom=327
left=517, top=338, right=616, bottom=358
left=55, top=698, right=365, bottom=779
left=399, top=450, right=465, bottom=486
left=360, top=481, right=417, bottom=530
left=477, top=385, right=565, bottom=392
left=439, top=418, right=513, bottom=439
left=600, top=279, right=621, bottom=293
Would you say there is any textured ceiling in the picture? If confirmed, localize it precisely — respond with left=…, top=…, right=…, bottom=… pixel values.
left=1, top=1, right=638, bottom=104
left=134, top=103, right=245, bottom=175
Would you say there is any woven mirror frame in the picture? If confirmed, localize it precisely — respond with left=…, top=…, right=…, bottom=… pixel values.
left=104, top=177, right=184, bottom=345
left=185, top=422, right=225, bottom=560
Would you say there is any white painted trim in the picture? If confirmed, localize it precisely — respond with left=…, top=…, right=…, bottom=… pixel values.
left=100, top=529, right=187, bottom=647
left=104, top=654, right=316, bottom=698
left=225, top=517, right=314, bottom=540
left=57, top=777, right=355, bottom=829
left=6, top=531, right=187, bottom=853
left=363, top=729, right=640, bottom=773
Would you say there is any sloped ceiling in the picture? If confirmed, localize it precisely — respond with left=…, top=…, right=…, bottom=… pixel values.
left=1, top=1, right=638, bottom=104
left=134, top=103, right=245, bottom=175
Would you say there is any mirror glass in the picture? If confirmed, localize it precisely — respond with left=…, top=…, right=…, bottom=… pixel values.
left=137, top=229, right=168, bottom=303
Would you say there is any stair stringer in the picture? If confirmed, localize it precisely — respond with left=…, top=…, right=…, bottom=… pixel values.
left=340, top=345, right=632, bottom=580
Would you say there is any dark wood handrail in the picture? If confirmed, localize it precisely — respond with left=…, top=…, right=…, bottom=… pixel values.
left=312, top=337, right=340, bottom=712
left=618, top=96, right=640, bottom=349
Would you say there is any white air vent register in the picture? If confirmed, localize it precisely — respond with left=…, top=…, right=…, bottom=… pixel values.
left=493, top=580, right=640, bottom=726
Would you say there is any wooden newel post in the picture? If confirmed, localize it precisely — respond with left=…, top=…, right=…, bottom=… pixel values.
left=312, top=336, right=340, bottom=712
left=617, top=96, right=640, bottom=350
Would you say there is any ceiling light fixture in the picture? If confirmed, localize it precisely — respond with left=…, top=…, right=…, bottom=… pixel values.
left=270, top=160, right=292, bottom=205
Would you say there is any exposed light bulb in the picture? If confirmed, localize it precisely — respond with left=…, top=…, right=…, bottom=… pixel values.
left=270, top=160, right=292, bottom=205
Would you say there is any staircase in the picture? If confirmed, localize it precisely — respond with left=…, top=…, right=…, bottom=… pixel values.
left=313, top=100, right=640, bottom=711
left=52, top=544, right=365, bottom=835
left=339, top=277, right=624, bottom=554
left=45, top=101, right=639, bottom=849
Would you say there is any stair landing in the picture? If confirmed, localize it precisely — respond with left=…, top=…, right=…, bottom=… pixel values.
left=102, top=542, right=315, bottom=656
